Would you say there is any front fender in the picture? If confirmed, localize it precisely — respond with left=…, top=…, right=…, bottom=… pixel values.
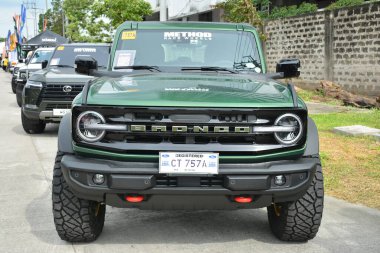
left=58, top=113, right=74, bottom=153
left=304, top=117, right=319, bottom=157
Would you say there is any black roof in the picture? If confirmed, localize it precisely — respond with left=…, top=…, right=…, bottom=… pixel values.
left=24, top=30, right=68, bottom=47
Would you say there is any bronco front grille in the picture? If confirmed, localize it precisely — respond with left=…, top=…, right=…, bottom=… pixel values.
left=72, top=106, right=308, bottom=157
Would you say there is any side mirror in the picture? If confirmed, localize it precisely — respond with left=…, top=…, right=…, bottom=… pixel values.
left=75, top=55, right=98, bottom=75
left=18, top=59, right=25, bottom=63
left=41, top=60, right=48, bottom=69
left=276, top=58, right=301, bottom=78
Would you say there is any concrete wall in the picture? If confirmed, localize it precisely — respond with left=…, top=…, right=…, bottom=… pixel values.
left=264, top=2, right=380, bottom=96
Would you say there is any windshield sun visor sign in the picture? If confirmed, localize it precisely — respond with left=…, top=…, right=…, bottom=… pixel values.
left=164, top=32, right=212, bottom=41
left=122, top=31, right=137, bottom=40
left=113, top=50, right=136, bottom=68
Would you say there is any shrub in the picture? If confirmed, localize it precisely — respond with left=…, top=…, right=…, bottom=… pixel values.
left=267, top=2, right=318, bottom=19
left=326, top=0, right=365, bottom=10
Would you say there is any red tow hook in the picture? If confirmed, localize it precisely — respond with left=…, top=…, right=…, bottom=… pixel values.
left=125, top=195, right=144, bottom=203
left=234, top=196, right=252, bottom=203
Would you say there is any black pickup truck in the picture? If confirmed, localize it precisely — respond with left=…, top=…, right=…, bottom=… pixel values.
left=21, top=43, right=110, bottom=133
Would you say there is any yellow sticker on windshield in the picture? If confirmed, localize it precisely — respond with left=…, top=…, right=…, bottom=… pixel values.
left=122, top=31, right=136, bottom=40
left=57, top=46, right=64, bottom=51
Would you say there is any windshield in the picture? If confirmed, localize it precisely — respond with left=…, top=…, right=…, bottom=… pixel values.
left=29, top=50, right=53, bottom=64
left=114, top=30, right=262, bottom=72
left=49, top=45, right=109, bottom=68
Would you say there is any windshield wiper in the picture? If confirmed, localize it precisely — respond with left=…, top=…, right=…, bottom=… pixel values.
left=182, top=66, right=238, bottom=74
left=50, top=64, right=74, bottom=68
left=181, top=66, right=238, bottom=74
left=113, top=65, right=161, bottom=72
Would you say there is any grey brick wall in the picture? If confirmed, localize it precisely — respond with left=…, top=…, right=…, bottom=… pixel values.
left=264, top=2, right=380, bottom=96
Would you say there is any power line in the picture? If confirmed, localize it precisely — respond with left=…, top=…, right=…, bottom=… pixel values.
left=23, top=0, right=43, bottom=37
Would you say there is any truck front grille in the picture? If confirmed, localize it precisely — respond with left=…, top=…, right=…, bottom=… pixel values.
left=72, top=106, right=308, bottom=156
left=45, top=103, right=71, bottom=110
left=39, top=83, right=84, bottom=101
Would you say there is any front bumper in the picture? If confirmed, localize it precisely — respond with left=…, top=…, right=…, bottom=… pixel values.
left=61, top=154, right=320, bottom=210
left=22, top=100, right=71, bottom=122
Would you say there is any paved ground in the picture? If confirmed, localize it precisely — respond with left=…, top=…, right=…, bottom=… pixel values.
left=0, top=70, right=379, bottom=253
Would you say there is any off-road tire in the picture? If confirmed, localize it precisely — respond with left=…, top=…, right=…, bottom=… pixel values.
left=16, top=88, right=22, bottom=107
left=267, top=165, right=324, bottom=242
left=12, top=81, right=16, bottom=93
left=52, top=152, right=105, bottom=242
left=21, top=110, right=46, bottom=134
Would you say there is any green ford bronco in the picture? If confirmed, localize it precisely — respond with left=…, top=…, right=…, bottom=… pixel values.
left=53, top=21, right=323, bottom=242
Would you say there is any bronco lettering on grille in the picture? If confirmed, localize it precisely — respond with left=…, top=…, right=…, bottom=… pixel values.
left=130, top=125, right=250, bottom=133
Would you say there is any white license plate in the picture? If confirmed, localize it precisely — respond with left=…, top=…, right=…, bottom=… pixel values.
left=159, top=152, right=219, bottom=174
left=53, top=109, right=70, bottom=116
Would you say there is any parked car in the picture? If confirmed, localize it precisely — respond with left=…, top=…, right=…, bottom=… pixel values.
left=8, top=60, right=18, bottom=73
left=21, top=43, right=110, bottom=133
left=52, top=21, right=323, bottom=243
left=15, top=47, right=55, bottom=106
left=11, top=51, right=34, bottom=93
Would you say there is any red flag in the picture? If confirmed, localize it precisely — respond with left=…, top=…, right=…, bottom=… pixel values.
left=43, top=18, right=48, bottom=31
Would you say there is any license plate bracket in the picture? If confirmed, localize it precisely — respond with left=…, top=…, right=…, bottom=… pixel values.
left=53, top=109, right=70, bottom=116
left=159, top=152, right=219, bottom=175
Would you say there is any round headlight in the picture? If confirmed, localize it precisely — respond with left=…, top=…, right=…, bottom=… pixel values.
left=274, top=113, right=303, bottom=145
left=76, top=111, right=106, bottom=142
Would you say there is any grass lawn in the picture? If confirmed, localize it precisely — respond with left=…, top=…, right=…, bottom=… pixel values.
left=309, top=110, right=380, bottom=209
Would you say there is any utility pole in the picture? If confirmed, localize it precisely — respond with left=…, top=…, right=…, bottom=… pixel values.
left=160, top=0, right=167, bottom=21
left=23, top=0, right=38, bottom=37
left=62, top=10, right=65, bottom=36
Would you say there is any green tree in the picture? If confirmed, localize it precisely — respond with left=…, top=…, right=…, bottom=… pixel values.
left=93, top=0, right=152, bottom=29
left=38, top=0, right=64, bottom=35
left=63, top=0, right=98, bottom=42
left=63, top=0, right=152, bottom=42
left=215, top=0, right=265, bottom=39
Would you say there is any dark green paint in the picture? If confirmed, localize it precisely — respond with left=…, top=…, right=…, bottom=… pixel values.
left=84, top=73, right=302, bottom=108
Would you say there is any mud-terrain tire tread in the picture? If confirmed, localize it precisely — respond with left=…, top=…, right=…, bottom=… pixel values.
left=12, top=81, right=16, bottom=93
left=21, top=110, right=46, bottom=134
left=52, top=152, right=105, bottom=242
left=267, top=165, right=324, bottom=242
left=16, top=88, right=22, bottom=107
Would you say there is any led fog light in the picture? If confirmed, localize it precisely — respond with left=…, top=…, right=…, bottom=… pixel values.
left=93, top=174, right=105, bottom=185
left=274, top=175, right=286, bottom=186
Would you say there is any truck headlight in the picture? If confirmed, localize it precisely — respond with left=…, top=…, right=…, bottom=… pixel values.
left=25, top=80, right=43, bottom=88
left=274, top=113, right=303, bottom=145
left=76, top=111, right=106, bottom=142
left=20, top=72, right=27, bottom=79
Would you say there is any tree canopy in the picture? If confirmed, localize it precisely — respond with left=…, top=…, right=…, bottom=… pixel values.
left=39, top=0, right=152, bottom=42
left=38, top=0, right=64, bottom=36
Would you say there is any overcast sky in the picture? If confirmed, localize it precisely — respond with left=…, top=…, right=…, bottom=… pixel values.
left=0, top=0, right=50, bottom=39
